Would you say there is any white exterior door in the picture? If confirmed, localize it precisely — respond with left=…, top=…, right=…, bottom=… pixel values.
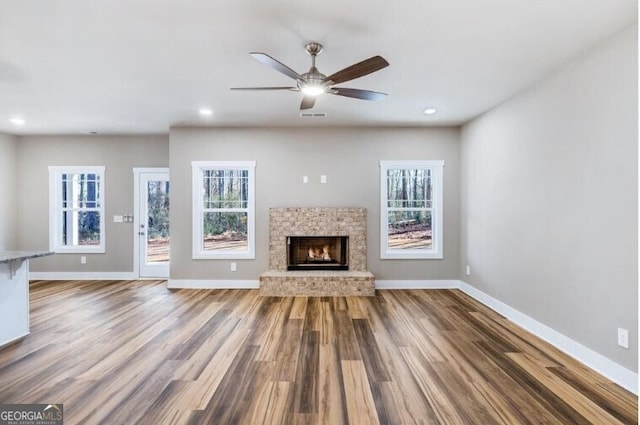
left=134, top=168, right=170, bottom=278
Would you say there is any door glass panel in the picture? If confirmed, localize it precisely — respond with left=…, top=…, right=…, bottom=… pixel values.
left=146, top=180, right=170, bottom=264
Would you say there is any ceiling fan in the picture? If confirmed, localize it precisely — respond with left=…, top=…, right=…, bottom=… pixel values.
left=230, top=42, right=390, bottom=110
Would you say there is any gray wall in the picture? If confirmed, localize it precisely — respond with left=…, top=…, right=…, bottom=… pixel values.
left=460, top=25, right=638, bottom=370
left=17, top=135, right=169, bottom=272
left=0, top=133, right=18, bottom=250
left=169, top=127, right=460, bottom=281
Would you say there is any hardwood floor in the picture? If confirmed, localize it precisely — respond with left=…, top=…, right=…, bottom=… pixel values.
left=0, top=280, right=636, bottom=425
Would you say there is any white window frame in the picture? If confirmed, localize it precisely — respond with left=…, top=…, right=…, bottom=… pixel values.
left=380, top=160, right=444, bottom=259
left=192, top=161, right=256, bottom=259
left=48, top=165, right=106, bottom=254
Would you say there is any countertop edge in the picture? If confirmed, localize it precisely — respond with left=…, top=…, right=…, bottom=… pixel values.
left=0, top=251, right=55, bottom=264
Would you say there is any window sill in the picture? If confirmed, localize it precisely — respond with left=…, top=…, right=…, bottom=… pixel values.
left=381, top=251, right=443, bottom=260
left=192, top=251, right=255, bottom=260
left=52, top=247, right=105, bottom=254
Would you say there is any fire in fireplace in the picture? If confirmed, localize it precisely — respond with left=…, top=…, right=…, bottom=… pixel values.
left=287, top=236, right=349, bottom=271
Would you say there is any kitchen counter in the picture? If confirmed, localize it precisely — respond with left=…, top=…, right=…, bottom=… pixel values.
left=0, top=250, right=54, bottom=347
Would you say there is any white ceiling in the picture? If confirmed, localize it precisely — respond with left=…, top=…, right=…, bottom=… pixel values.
left=0, top=0, right=636, bottom=135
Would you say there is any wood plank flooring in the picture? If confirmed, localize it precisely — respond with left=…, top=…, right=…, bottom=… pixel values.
left=0, top=280, right=636, bottom=425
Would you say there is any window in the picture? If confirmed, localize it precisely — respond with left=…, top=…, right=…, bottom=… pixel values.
left=192, top=161, right=256, bottom=259
left=380, top=160, right=444, bottom=259
left=49, top=166, right=105, bottom=253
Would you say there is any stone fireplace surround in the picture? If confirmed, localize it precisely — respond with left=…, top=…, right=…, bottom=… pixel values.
left=259, top=207, right=375, bottom=296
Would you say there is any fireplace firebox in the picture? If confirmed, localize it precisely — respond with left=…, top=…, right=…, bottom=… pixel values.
left=287, top=236, right=349, bottom=271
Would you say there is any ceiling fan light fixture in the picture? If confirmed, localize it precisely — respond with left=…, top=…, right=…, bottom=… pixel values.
left=301, top=85, right=325, bottom=96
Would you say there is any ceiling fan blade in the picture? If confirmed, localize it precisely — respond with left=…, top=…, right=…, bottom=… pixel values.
left=325, top=56, right=389, bottom=85
left=230, top=87, right=297, bottom=91
left=330, top=88, right=387, bottom=101
left=300, top=96, right=316, bottom=110
left=249, top=52, right=302, bottom=81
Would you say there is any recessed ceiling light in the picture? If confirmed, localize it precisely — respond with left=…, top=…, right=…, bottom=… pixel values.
left=423, top=107, right=437, bottom=115
left=9, top=117, right=25, bottom=125
left=198, top=108, right=214, bottom=117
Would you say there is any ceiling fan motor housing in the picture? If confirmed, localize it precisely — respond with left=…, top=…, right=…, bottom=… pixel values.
left=299, top=68, right=329, bottom=92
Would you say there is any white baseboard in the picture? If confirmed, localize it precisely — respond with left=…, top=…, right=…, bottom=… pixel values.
left=457, top=280, right=638, bottom=395
left=375, top=279, right=459, bottom=289
left=167, top=279, right=260, bottom=289
left=29, top=272, right=137, bottom=281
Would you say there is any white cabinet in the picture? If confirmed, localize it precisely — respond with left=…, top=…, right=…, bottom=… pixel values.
left=0, top=259, right=30, bottom=346
left=0, top=251, right=53, bottom=347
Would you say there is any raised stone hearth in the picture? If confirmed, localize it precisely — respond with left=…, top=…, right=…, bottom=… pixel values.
left=260, top=271, right=374, bottom=297
left=260, top=207, right=375, bottom=296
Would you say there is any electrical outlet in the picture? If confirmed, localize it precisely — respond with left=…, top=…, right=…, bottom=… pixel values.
left=618, top=328, right=629, bottom=349
left=466, top=265, right=471, bottom=276
left=230, top=262, right=237, bottom=272
left=80, top=256, right=87, bottom=265
left=303, top=176, right=308, bottom=184
left=320, top=175, right=327, bottom=184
